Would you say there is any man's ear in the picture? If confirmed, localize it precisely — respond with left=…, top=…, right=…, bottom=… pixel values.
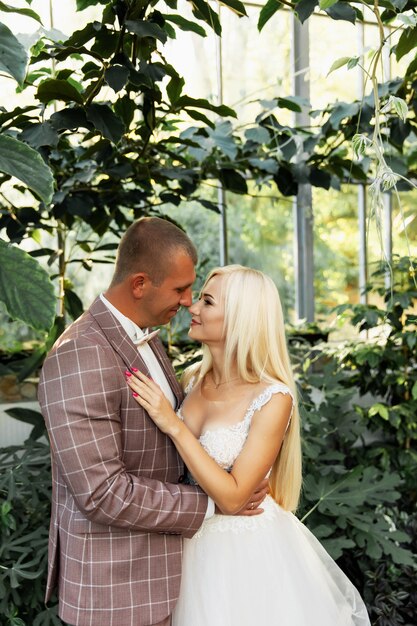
left=131, top=273, right=151, bottom=298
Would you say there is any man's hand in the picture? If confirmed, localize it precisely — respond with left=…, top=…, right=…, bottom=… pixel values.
left=215, top=478, right=270, bottom=516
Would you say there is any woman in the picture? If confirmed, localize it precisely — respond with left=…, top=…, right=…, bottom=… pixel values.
left=126, top=265, right=370, bottom=626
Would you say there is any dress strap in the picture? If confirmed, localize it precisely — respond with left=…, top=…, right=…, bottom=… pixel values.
left=244, top=383, right=294, bottom=427
left=184, top=375, right=197, bottom=395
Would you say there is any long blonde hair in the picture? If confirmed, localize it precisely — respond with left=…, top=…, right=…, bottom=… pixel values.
left=185, top=265, right=302, bottom=512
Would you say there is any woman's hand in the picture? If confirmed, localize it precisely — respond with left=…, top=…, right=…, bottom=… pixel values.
left=126, top=369, right=181, bottom=436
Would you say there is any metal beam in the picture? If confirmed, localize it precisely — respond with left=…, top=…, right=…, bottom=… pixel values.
left=291, top=15, right=314, bottom=321
left=357, top=22, right=368, bottom=304
left=216, top=6, right=228, bottom=266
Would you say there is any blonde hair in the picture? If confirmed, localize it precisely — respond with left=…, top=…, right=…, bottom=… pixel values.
left=185, top=265, right=302, bottom=512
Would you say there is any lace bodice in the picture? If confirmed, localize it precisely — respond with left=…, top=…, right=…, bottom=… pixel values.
left=178, top=380, right=294, bottom=472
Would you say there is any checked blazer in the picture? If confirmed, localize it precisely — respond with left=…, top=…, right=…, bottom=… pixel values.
left=38, top=297, right=208, bottom=626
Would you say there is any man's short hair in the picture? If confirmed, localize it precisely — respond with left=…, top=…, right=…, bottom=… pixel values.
left=111, top=217, right=197, bottom=286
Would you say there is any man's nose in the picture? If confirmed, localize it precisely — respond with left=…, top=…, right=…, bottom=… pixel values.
left=180, top=287, right=193, bottom=307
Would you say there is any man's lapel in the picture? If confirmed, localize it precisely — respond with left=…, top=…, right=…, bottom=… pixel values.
left=148, top=337, right=183, bottom=408
left=89, top=297, right=183, bottom=408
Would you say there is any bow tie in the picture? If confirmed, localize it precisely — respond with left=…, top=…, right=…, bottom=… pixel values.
left=133, top=328, right=160, bottom=346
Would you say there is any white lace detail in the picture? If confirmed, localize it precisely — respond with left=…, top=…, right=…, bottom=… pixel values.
left=194, top=495, right=279, bottom=537
left=178, top=379, right=294, bottom=473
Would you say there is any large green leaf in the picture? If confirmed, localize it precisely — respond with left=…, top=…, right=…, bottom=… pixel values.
left=5, top=407, right=46, bottom=441
left=163, top=14, right=207, bottom=37
left=37, top=79, right=84, bottom=105
left=125, top=20, right=168, bottom=44
left=189, top=0, right=222, bottom=35
left=0, top=135, right=54, bottom=204
left=258, top=0, right=282, bottom=31
left=219, top=0, right=247, bottom=17
left=76, top=0, right=107, bottom=9
left=176, top=95, right=237, bottom=118
left=0, top=2, right=42, bottom=23
left=0, top=240, right=56, bottom=332
left=396, top=24, right=417, bottom=62
left=0, top=22, right=28, bottom=85
left=86, top=103, right=125, bottom=143
left=295, top=0, right=318, bottom=23
left=20, top=122, right=59, bottom=149
left=325, top=1, right=357, bottom=23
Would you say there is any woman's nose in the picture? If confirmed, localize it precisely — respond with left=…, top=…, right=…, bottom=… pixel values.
left=188, top=300, right=199, bottom=314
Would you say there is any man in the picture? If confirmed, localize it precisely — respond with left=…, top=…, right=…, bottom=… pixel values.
left=39, top=217, right=266, bottom=626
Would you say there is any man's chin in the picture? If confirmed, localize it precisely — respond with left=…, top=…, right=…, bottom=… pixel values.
left=160, top=310, right=179, bottom=325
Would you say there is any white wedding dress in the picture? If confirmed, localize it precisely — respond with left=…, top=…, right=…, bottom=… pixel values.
left=173, top=381, right=370, bottom=626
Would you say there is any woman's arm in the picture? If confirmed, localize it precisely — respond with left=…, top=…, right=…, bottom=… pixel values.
left=127, top=370, right=292, bottom=515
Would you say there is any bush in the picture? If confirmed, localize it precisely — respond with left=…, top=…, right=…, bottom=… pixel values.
left=1, top=258, right=416, bottom=625
left=0, top=440, right=63, bottom=626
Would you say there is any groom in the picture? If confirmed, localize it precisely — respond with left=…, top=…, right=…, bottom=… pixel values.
left=39, top=217, right=266, bottom=626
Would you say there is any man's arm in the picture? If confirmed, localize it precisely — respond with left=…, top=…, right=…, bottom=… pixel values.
left=39, top=339, right=207, bottom=537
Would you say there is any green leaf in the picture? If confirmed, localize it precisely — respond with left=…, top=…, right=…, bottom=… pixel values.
left=104, top=65, right=129, bottom=92
left=327, top=56, right=351, bottom=76
left=369, top=403, right=389, bottom=420
left=76, top=0, right=106, bottom=9
left=50, top=106, right=91, bottom=131
left=396, top=25, right=417, bottom=62
left=258, top=0, right=282, bottom=31
left=163, top=14, right=207, bottom=37
left=397, top=11, right=417, bottom=28
left=0, top=240, right=56, bottom=332
left=20, top=122, right=59, bottom=149
left=186, top=108, right=215, bottom=127
left=0, top=135, right=54, bottom=204
left=125, top=19, right=168, bottom=44
left=277, top=96, right=306, bottom=112
left=177, top=95, right=237, bottom=118
left=0, top=2, right=42, bottom=22
left=319, top=0, right=338, bottom=8
left=86, top=103, right=125, bottom=143
left=219, top=0, right=247, bottom=17
left=5, top=407, right=46, bottom=441
left=167, top=75, right=185, bottom=105
left=295, top=0, right=318, bottom=23
left=190, top=0, right=222, bottom=35
left=325, top=2, right=357, bottom=23
left=37, top=79, right=84, bottom=105
left=220, top=168, right=248, bottom=194
left=0, top=22, right=28, bottom=85
left=245, top=126, right=271, bottom=143
left=411, top=381, right=417, bottom=399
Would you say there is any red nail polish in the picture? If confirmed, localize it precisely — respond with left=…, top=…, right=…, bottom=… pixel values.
left=131, top=367, right=138, bottom=372
left=132, top=392, right=138, bottom=397
left=125, top=371, right=132, bottom=377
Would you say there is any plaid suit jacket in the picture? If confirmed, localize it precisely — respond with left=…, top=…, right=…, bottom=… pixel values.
left=38, top=297, right=208, bottom=626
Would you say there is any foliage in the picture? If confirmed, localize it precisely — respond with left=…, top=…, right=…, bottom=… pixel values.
left=2, top=270, right=417, bottom=622
left=1, top=0, right=417, bottom=341
left=0, top=440, right=62, bottom=626
left=0, top=240, right=55, bottom=333
left=1, top=2, right=417, bottom=621
left=293, top=256, right=417, bottom=624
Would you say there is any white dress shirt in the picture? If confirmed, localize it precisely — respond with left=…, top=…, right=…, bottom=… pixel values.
left=100, top=294, right=176, bottom=407
left=100, top=294, right=214, bottom=519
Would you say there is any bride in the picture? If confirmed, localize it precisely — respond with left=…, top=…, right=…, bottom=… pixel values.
left=127, top=264, right=370, bottom=626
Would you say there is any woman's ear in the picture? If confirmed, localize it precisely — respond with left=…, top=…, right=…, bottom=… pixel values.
left=131, top=273, right=150, bottom=299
